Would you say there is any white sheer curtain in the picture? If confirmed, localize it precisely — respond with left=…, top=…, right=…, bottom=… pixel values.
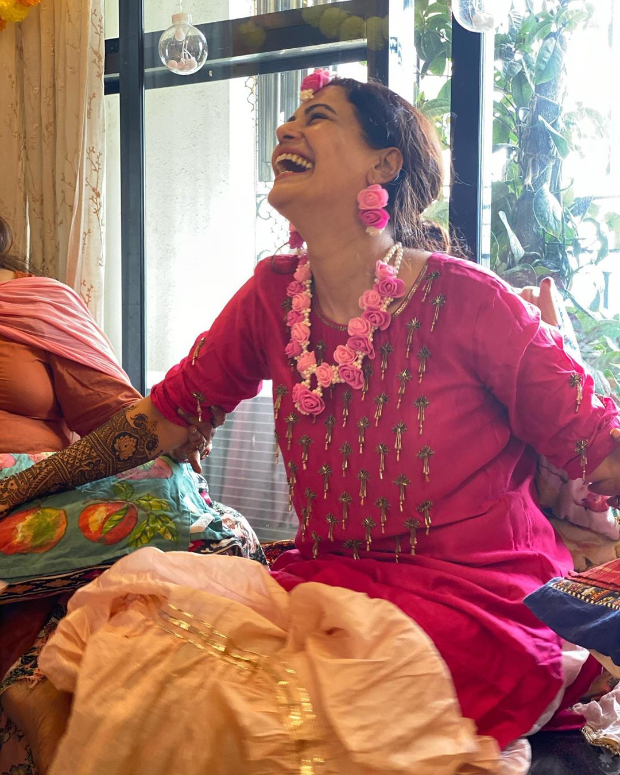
left=0, top=0, right=106, bottom=322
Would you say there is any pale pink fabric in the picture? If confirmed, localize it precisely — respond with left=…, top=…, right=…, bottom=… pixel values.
left=497, top=740, right=531, bottom=775
left=0, top=277, right=130, bottom=384
left=574, top=679, right=620, bottom=754
left=41, top=548, right=501, bottom=775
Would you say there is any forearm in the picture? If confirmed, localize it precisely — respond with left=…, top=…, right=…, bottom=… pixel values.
left=0, top=397, right=187, bottom=512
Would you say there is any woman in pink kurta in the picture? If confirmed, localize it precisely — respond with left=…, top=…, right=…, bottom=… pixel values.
left=152, top=249, right=619, bottom=748
left=2, top=74, right=620, bottom=773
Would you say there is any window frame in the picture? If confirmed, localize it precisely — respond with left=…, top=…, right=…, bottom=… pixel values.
left=104, top=0, right=486, bottom=391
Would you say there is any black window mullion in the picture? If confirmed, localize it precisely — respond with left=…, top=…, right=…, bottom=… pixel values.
left=449, top=19, right=484, bottom=262
left=119, top=0, right=146, bottom=392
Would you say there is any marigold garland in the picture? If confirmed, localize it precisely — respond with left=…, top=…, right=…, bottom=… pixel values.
left=0, top=0, right=41, bottom=28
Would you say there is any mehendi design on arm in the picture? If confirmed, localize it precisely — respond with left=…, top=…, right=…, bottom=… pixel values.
left=0, top=407, right=161, bottom=512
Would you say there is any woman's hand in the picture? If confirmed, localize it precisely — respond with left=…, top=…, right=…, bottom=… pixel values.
left=517, top=277, right=559, bottom=328
left=171, top=405, right=226, bottom=474
left=589, top=428, right=620, bottom=509
left=171, top=426, right=213, bottom=474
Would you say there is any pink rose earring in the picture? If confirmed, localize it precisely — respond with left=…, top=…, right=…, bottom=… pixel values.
left=357, top=184, right=390, bottom=236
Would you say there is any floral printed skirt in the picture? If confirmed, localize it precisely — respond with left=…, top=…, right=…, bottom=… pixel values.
left=0, top=604, right=64, bottom=775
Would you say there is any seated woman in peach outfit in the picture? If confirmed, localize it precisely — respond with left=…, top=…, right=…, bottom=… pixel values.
left=1, top=73, right=619, bottom=774
left=0, top=212, right=143, bottom=679
left=0, top=215, right=261, bottom=772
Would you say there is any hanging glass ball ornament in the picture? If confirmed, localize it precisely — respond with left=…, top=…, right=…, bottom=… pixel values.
left=158, top=12, right=208, bottom=76
left=452, top=0, right=512, bottom=32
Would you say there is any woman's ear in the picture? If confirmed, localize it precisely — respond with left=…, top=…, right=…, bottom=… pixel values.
left=370, top=148, right=403, bottom=186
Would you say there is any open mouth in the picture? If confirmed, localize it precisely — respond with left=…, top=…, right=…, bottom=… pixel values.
left=274, top=153, right=314, bottom=176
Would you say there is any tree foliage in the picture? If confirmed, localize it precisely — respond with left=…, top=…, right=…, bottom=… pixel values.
left=414, top=0, right=620, bottom=397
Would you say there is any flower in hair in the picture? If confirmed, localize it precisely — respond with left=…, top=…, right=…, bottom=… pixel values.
left=300, top=68, right=332, bottom=101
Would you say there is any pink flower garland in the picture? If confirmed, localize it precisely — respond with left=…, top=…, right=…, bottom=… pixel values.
left=285, top=243, right=405, bottom=416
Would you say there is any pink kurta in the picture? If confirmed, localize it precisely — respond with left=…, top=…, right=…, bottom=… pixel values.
left=152, top=253, right=620, bottom=748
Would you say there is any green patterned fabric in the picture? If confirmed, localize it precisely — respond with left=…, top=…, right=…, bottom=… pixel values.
left=0, top=454, right=234, bottom=583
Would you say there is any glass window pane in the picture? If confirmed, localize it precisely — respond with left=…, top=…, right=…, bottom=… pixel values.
left=144, top=62, right=364, bottom=539
left=413, top=0, right=452, bottom=227
left=490, top=0, right=620, bottom=398
left=104, top=0, right=118, bottom=39
left=145, top=62, right=365, bottom=385
left=145, top=0, right=338, bottom=34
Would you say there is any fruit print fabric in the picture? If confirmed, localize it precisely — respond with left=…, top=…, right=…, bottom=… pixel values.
left=0, top=454, right=231, bottom=583
left=0, top=506, right=68, bottom=555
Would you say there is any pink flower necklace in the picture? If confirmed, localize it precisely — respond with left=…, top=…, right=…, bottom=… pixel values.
left=285, top=242, right=405, bottom=416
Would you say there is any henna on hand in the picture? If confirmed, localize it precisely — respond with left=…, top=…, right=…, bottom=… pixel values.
left=0, top=407, right=161, bottom=514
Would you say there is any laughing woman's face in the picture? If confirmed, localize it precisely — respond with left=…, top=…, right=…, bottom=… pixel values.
left=268, top=86, right=382, bottom=222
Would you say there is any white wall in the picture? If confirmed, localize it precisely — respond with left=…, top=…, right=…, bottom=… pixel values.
left=104, top=0, right=258, bottom=382
left=143, top=75, right=256, bottom=384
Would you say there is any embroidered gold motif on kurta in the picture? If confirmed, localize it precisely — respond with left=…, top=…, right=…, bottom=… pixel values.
left=191, top=337, right=205, bottom=366
left=357, top=416, right=370, bottom=453
left=299, top=435, right=313, bottom=470
left=374, top=393, right=388, bottom=425
left=285, top=412, right=299, bottom=450
left=357, top=469, right=370, bottom=504
left=569, top=373, right=583, bottom=413
left=397, top=369, right=412, bottom=409
left=343, top=539, right=361, bottom=560
left=404, top=518, right=420, bottom=555
left=274, top=384, right=287, bottom=419
left=405, top=318, right=421, bottom=358
left=319, top=464, right=332, bottom=498
left=339, top=491, right=352, bottom=529
left=324, top=414, right=336, bottom=450
left=375, top=497, right=390, bottom=533
left=417, top=500, right=433, bottom=534
left=363, top=517, right=376, bottom=551
left=376, top=443, right=389, bottom=479
left=417, top=347, right=431, bottom=383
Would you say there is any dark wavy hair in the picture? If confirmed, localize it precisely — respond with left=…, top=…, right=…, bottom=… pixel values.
left=0, top=215, right=36, bottom=274
left=330, top=77, right=463, bottom=256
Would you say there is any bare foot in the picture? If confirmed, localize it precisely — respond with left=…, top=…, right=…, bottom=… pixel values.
left=2, top=679, right=71, bottom=774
